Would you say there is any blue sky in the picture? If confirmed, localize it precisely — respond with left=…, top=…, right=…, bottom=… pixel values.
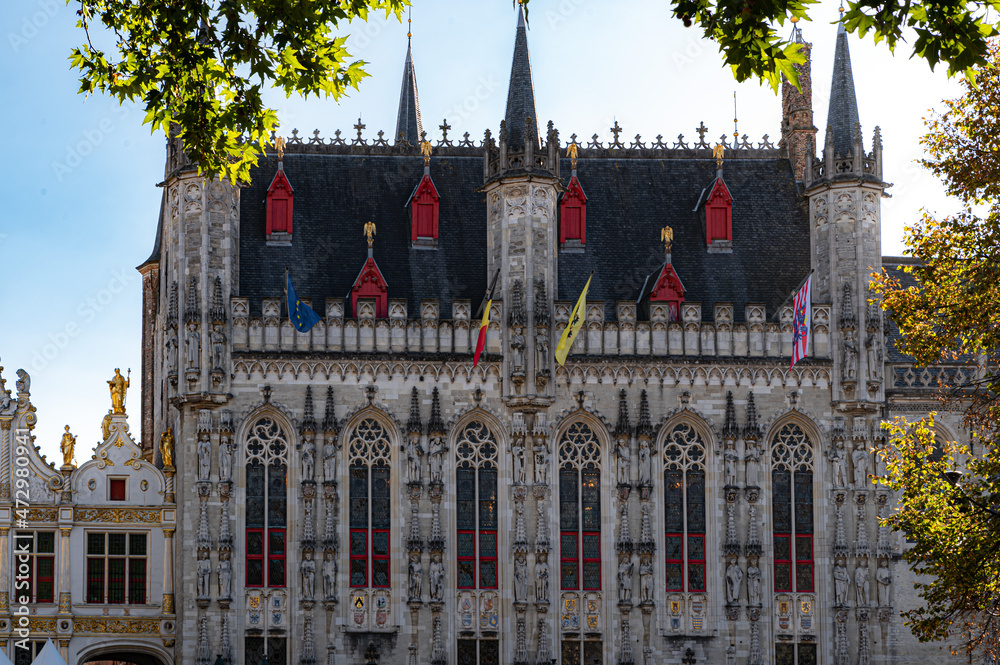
left=0, top=0, right=963, bottom=462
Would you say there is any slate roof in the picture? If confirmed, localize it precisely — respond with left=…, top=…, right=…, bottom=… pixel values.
left=882, top=257, right=920, bottom=363
left=238, top=152, right=811, bottom=322
left=827, top=22, right=861, bottom=158
left=503, top=6, right=539, bottom=150
left=394, top=42, right=423, bottom=146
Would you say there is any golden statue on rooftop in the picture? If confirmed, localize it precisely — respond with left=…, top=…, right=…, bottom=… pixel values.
left=713, top=143, right=725, bottom=169
left=364, top=221, right=377, bottom=248
left=108, top=368, right=130, bottom=415
left=275, top=135, right=286, bottom=161
left=661, top=226, right=674, bottom=254
left=567, top=142, right=578, bottom=170
left=60, top=425, right=76, bottom=467
left=420, top=139, right=432, bottom=165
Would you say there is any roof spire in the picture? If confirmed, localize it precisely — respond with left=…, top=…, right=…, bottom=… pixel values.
left=503, top=2, right=539, bottom=151
left=394, top=18, right=423, bottom=147
left=825, top=9, right=861, bottom=158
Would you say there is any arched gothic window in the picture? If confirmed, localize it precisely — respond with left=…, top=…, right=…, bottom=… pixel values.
left=662, top=423, right=706, bottom=592
left=771, top=423, right=814, bottom=593
left=349, top=418, right=392, bottom=588
left=455, top=421, right=499, bottom=589
left=559, top=422, right=602, bottom=591
left=245, top=416, right=288, bottom=588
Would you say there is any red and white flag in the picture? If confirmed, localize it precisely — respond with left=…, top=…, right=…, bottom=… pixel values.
left=790, top=275, right=812, bottom=368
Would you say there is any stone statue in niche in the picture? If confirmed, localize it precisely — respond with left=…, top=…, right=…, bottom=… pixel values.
left=616, top=437, right=631, bottom=485
left=323, top=551, right=337, bottom=600
left=876, top=559, right=892, bottom=606
left=874, top=441, right=888, bottom=478
left=218, top=437, right=233, bottom=482
left=639, top=558, right=653, bottom=603
left=323, top=438, right=338, bottom=483
left=197, top=553, right=211, bottom=598
left=408, top=553, right=422, bottom=600
left=165, top=330, right=178, bottom=372
left=745, top=444, right=760, bottom=487
left=747, top=560, right=762, bottom=606
left=197, top=432, right=212, bottom=480
left=211, top=325, right=226, bottom=370
left=725, top=560, right=743, bottom=604
left=534, top=445, right=549, bottom=485
left=618, top=559, right=634, bottom=604
left=514, top=554, right=528, bottom=603
left=301, top=550, right=316, bottom=600
left=638, top=439, right=652, bottom=487
left=512, top=435, right=526, bottom=484
left=185, top=321, right=201, bottom=370
left=301, top=435, right=316, bottom=481
left=831, top=439, right=849, bottom=489
left=855, top=561, right=871, bottom=605
left=429, top=555, right=444, bottom=602
left=428, top=437, right=447, bottom=484
left=535, top=554, right=550, bottom=603
left=866, top=330, right=883, bottom=381
left=724, top=439, right=739, bottom=487
left=218, top=553, right=232, bottom=599
left=405, top=436, right=423, bottom=484
left=843, top=329, right=859, bottom=381
left=535, top=329, right=550, bottom=373
left=511, top=329, right=525, bottom=370
left=852, top=441, right=870, bottom=488
left=834, top=561, right=850, bottom=606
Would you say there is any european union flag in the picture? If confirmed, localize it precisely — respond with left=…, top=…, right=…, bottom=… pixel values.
left=287, top=274, right=321, bottom=333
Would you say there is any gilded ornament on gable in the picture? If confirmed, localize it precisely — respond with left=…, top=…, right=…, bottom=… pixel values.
left=74, top=618, right=160, bottom=634
left=107, top=368, right=130, bottom=415
left=74, top=507, right=159, bottom=524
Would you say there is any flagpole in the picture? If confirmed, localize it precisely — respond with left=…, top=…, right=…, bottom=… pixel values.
left=771, top=269, right=814, bottom=322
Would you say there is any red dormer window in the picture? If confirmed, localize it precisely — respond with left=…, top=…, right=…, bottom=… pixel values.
left=560, top=176, right=588, bottom=245
left=351, top=257, right=388, bottom=317
left=410, top=174, right=440, bottom=243
left=705, top=178, right=733, bottom=245
left=266, top=168, right=294, bottom=235
left=650, top=263, right=686, bottom=322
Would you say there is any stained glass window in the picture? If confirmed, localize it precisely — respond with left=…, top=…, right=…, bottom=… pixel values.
left=348, top=418, right=393, bottom=589
left=663, top=423, right=707, bottom=593
left=771, top=423, right=814, bottom=593
left=244, top=416, right=288, bottom=588
left=559, top=422, right=602, bottom=591
left=455, top=421, right=499, bottom=590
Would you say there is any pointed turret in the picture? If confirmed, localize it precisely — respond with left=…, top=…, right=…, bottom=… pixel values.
left=407, top=387, right=423, bottom=435
left=394, top=36, right=423, bottom=146
left=322, top=386, right=338, bottom=435
left=427, top=387, right=445, bottom=436
left=503, top=5, right=539, bottom=150
left=826, top=21, right=861, bottom=158
left=614, top=389, right=632, bottom=438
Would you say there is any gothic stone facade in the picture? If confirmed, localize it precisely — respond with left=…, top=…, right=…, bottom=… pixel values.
left=134, top=13, right=969, bottom=665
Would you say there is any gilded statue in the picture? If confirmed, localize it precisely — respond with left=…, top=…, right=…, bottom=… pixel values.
left=60, top=425, right=76, bottom=467
left=108, top=368, right=130, bottom=415
left=101, top=410, right=112, bottom=442
left=661, top=226, right=673, bottom=254
left=713, top=143, right=725, bottom=168
left=364, top=221, right=376, bottom=248
left=420, top=139, right=432, bottom=165
left=160, top=427, right=175, bottom=468
left=567, top=142, right=579, bottom=170
left=275, top=135, right=286, bottom=161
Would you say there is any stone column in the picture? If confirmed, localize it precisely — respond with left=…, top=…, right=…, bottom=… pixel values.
left=163, top=528, right=175, bottom=614
left=0, top=527, right=9, bottom=613
left=57, top=528, right=71, bottom=614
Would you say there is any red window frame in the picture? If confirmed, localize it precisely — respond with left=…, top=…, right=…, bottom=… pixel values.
left=371, top=528, right=390, bottom=588
left=350, top=528, right=368, bottom=588
left=664, top=532, right=683, bottom=592
left=687, top=534, right=706, bottom=592
left=774, top=534, right=793, bottom=592
left=582, top=531, right=601, bottom=591
left=267, top=528, right=286, bottom=588
left=457, top=529, right=477, bottom=589
left=795, top=534, right=814, bottom=592
left=245, top=528, right=265, bottom=587
left=559, top=176, right=587, bottom=245
left=479, top=529, right=498, bottom=590
left=560, top=531, right=580, bottom=591
left=34, top=554, right=54, bottom=603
